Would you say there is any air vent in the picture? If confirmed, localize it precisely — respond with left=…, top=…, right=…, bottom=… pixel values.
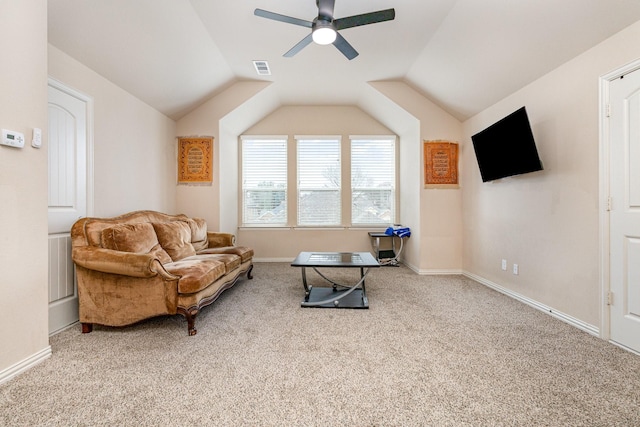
left=252, top=60, right=271, bottom=76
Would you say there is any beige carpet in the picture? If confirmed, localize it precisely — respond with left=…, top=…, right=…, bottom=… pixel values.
left=2, top=263, right=639, bottom=426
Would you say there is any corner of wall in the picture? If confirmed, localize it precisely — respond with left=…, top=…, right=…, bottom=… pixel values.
left=175, top=81, right=279, bottom=232
left=365, top=81, right=464, bottom=272
left=0, top=0, right=49, bottom=379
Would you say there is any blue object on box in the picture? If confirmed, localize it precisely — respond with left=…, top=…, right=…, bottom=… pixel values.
left=394, top=227, right=411, bottom=238
left=385, top=226, right=411, bottom=238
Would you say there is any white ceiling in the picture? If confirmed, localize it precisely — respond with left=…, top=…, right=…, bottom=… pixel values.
left=48, top=0, right=640, bottom=121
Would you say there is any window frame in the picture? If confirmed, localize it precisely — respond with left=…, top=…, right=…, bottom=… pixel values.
left=349, top=135, right=398, bottom=227
left=295, top=135, right=342, bottom=227
left=240, top=135, right=289, bottom=227
left=239, top=134, right=399, bottom=229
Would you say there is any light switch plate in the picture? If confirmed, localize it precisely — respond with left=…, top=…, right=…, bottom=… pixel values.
left=1, top=129, right=25, bottom=148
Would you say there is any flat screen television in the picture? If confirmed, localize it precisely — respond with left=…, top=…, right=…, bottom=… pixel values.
left=471, top=106, right=543, bottom=182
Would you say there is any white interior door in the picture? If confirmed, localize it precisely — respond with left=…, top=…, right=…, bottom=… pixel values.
left=609, top=67, right=640, bottom=353
left=47, top=81, right=89, bottom=335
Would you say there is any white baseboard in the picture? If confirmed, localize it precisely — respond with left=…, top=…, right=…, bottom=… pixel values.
left=0, top=346, right=52, bottom=386
left=49, top=321, right=79, bottom=337
left=463, top=271, right=599, bottom=337
left=610, top=341, right=640, bottom=356
left=415, top=267, right=463, bottom=275
left=256, top=258, right=447, bottom=274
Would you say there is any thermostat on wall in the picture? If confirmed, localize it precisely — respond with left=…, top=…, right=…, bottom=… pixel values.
left=1, top=129, right=25, bottom=148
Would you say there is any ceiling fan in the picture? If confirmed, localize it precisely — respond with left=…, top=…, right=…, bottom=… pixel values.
left=254, top=0, right=395, bottom=60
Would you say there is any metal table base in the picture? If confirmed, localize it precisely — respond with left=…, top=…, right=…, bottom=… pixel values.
left=291, top=252, right=379, bottom=309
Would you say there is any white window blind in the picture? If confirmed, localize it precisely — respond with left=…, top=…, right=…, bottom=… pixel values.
left=351, top=136, right=396, bottom=225
left=297, top=137, right=341, bottom=226
left=241, top=136, right=287, bottom=225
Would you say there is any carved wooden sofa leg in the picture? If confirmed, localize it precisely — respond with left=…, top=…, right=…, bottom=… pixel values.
left=176, top=263, right=254, bottom=336
left=81, top=323, right=93, bottom=333
left=180, top=307, right=199, bottom=336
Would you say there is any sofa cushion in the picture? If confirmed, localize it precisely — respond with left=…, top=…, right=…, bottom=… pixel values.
left=193, top=253, right=241, bottom=274
left=197, top=246, right=254, bottom=263
left=163, top=258, right=226, bottom=294
left=101, top=223, right=172, bottom=264
left=188, top=218, right=208, bottom=252
left=85, top=221, right=108, bottom=247
left=152, top=221, right=196, bottom=261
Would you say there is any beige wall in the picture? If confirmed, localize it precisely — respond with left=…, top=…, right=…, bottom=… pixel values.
left=0, top=0, right=49, bottom=379
left=461, top=20, right=640, bottom=328
left=48, top=46, right=177, bottom=217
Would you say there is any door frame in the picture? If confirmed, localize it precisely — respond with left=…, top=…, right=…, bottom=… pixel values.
left=47, top=77, right=94, bottom=335
left=599, top=58, right=640, bottom=346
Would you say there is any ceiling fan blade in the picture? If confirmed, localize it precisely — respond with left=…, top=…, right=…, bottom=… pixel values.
left=333, top=33, right=358, bottom=60
left=284, top=33, right=314, bottom=57
left=317, top=0, right=335, bottom=19
left=254, top=9, right=313, bottom=28
left=334, top=8, right=395, bottom=31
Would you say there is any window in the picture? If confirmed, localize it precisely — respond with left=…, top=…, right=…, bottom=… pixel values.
left=241, top=136, right=287, bottom=225
left=297, top=136, right=341, bottom=226
left=240, top=134, right=397, bottom=228
left=351, top=136, right=396, bottom=225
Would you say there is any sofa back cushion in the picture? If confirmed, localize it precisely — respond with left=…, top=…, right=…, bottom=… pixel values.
left=188, top=218, right=208, bottom=252
left=79, top=211, right=191, bottom=248
left=101, top=223, right=172, bottom=264
left=152, top=221, right=196, bottom=261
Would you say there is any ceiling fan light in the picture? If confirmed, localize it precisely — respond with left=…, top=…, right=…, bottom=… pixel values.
left=312, top=27, right=337, bottom=45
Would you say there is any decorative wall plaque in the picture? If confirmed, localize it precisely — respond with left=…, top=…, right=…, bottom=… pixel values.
left=424, top=141, right=459, bottom=188
left=178, top=137, right=213, bottom=184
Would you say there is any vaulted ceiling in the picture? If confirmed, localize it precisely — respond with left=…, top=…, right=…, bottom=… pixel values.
left=48, top=0, right=640, bottom=121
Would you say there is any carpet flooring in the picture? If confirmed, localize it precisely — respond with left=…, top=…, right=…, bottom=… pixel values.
left=1, top=262, right=639, bottom=426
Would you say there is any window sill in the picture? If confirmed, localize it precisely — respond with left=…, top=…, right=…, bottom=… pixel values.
left=239, top=226, right=292, bottom=231
left=293, top=226, right=346, bottom=231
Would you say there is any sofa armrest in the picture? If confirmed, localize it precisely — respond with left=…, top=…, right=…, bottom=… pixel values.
left=72, top=246, right=177, bottom=279
left=206, top=232, right=236, bottom=248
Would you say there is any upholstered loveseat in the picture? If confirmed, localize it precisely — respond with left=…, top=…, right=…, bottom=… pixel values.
left=71, top=210, right=253, bottom=335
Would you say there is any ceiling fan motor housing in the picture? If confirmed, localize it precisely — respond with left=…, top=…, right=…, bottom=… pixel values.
left=312, top=17, right=337, bottom=45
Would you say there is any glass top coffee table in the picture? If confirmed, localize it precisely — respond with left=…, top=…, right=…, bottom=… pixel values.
left=291, top=251, right=380, bottom=308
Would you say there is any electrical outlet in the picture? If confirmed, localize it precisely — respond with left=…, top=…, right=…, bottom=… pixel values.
left=501, top=259, right=507, bottom=271
left=513, top=264, right=519, bottom=275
